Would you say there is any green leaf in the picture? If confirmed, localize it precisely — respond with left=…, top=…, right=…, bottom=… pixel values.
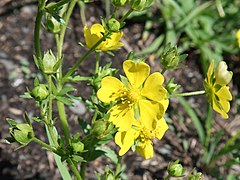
left=71, top=155, right=86, bottom=163
left=56, top=96, right=73, bottom=106
left=95, top=147, right=118, bottom=164
left=176, top=1, right=213, bottom=29
left=135, top=35, right=164, bottom=56
left=46, top=126, right=72, bottom=180
left=33, top=77, right=40, bottom=87
left=20, top=92, right=33, bottom=99
left=178, top=97, right=205, bottom=144
left=58, top=86, right=75, bottom=96
left=213, top=130, right=240, bottom=161
left=6, top=118, right=17, bottom=127
left=24, top=112, right=31, bottom=125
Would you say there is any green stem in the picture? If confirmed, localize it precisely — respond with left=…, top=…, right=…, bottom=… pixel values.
left=34, top=8, right=44, bottom=59
left=95, top=52, right=100, bottom=73
left=161, top=67, right=167, bottom=74
left=120, top=8, right=133, bottom=23
left=62, top=33, right=109, bottom=83
left=58, top=0, right=77, bottom=60
left=105, top=0, right=111, bottom=18
left=67, top=159, right=82, bottom=180
left=78, top=1, right=86, bottom=25
left=163, top=174, right=170, bottom=180
left=56, top=101, right=71, bottom=145
left=115, top=156, right=122, bottom=176
left=46, top=75, right=59, bottom=147
left=54, top=0, right=77, bottom=146
left=171, top=90, right=206, bottom=97
left=32, top=137, right=59, bottom=155
left=80, top=162, right=86, bottom=180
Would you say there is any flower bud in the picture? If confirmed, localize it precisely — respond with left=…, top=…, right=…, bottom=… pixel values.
left=160, top=44, right=187, bottom=70
left=214, top=61, right=233, bottom=85
left=72, top=141, right=84, bottom=153
left=10, top=124, right=34, bottom=145
left=45, top=14, right=61, bottom=34
left=168, top=160, right=185, bottom=177
left=107, top=18, right=121, bottom=32
left=130, top=0, right=153, bottom=11
left=91, top=120, right=114, bottom=139
left=112, top=0, right=128, bottom=7
left=42, top=50, right=58, bottom=74
left=31, top=84, right=49, bottom=101
left=188, top=169, right=202, bottom=180
left=166, top=78, right=181, bottom=94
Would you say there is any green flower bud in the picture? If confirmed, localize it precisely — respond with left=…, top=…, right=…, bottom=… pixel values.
left=31, top=84, right=49, bottom=101
left=112, top=0, right=128, bottom=7
left=166, top=78, right=181, bottom=94
left=10, top=124, right=34, bottom=145
left=168, top=160, right=185, bottom=177
left=91, top=120, right=114, bottom=139
left=214, top=61, right=233, bottom=85
left=188, top=169, right=202, bottom=180
left=160, top=44, right=187, bottom=70
left=107, top=18, right=121, bottom=32
left=72, top=141, right=84, bottom=153
left=42, top=50, right=58, bottom=74
left=130, top=0, right=153, bottom=11
left=46, top=14, right=61, bottom=34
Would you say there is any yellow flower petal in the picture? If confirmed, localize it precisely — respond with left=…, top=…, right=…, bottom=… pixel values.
left=136, top=140, right=154, bottom=159
left=97, top=76, right=125, bottom=103
left=207, top=60, right=214, bottom=82
left=84, top=26, right=101, bottom=48
left=90, top=24, right=104, bottom=37
left=159, top=99, right=169, bottom=113
left=84, top=24, right=123, bottom=51
left=237, top=29, right=240, bottom=47
left=123, top=60, right=150, bottom=88
left=216, top=86, right=232, bottom=101
left=115, top=129, right=139, bottom=156
left=138, top=99, right=164, bottom=130
left=154, top=118, right=168, bottom=140
left=141, top=72, right=167, bottom=102
left=109, top=104, right=136, bottom=131
left=212, top=100, right=228, bottom=119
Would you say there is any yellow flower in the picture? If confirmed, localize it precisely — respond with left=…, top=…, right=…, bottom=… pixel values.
left=84, top=24, right=124, bottom=51
left=97, top=60, right=169, bottom=131
left=115, top=118, right=168, bottom=159
left=237, top=29, right=240, bottom=47
left=204, top=60, right=233, bottom=119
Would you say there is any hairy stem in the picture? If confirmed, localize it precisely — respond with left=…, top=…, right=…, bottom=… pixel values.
left=67, top=159, right=82, bottom=180
left=171, top=90, right=206, bottom=97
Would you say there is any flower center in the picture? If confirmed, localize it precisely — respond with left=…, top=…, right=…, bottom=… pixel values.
left=128, top=87, right=141, bottom=103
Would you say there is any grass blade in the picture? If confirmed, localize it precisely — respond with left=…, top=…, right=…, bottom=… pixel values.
left=178, top=97, right=205, bottom=144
